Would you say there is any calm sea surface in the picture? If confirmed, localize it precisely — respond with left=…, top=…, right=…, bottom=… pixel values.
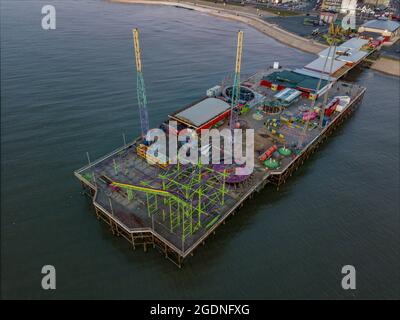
left=1, top=0, right=399, bottom=299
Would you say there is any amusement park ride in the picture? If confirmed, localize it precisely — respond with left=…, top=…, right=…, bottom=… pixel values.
left=132, top=28, right=149, bottom=138
left=229, top=30, right=243, bottom=131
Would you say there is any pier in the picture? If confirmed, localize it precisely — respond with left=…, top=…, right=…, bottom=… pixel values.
left=74, top=28, right=375, bottom=266
left=75, top=73, right=365, bottom=267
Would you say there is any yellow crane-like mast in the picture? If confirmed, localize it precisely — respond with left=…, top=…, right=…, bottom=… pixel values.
left=235, top=30, right=243, bottom=74
left=229, top=30, right=244, bottom=130
left=132, top=28, right=142, bottom=72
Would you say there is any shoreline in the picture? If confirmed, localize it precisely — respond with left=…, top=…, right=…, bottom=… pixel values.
left=111, top=0, right=399, bottom=77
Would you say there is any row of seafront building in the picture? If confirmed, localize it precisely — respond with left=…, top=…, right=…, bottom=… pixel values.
left=260, top=36, right=377, bottom=101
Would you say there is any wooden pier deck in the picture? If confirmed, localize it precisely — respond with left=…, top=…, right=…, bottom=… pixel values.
left=75, top=78, right=366, bottom=267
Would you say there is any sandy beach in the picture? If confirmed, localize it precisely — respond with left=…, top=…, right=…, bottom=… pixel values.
left=112, top=0, right=399, bottom=77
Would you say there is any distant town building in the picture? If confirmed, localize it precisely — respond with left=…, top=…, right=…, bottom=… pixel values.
left=321, top=0, right=343, bottom=12
left=321, top=0, right=357, bottom=13
left=358, top=19, right=400, bottom=42
left=362, top=0, right=391, bottom=7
